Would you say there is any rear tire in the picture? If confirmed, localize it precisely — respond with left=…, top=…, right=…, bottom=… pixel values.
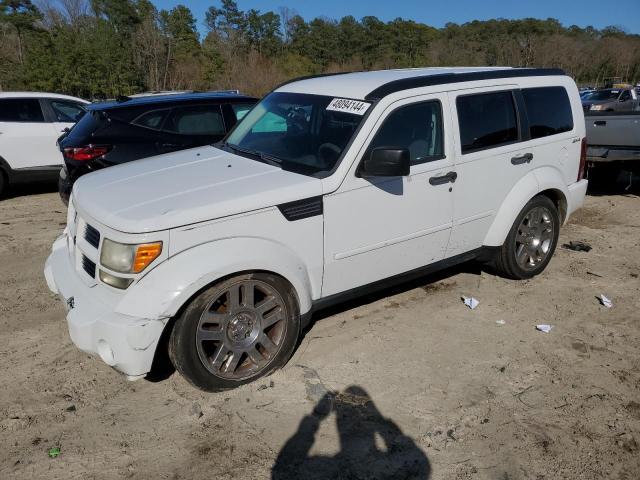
left=0, top=170, right=7, bottom=198
left=492, top=195, right=560, bottom=280
left=169, top=273, right=300, bottom=392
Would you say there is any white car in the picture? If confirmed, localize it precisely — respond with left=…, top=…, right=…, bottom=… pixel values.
left=45, top=67, right=588, bottom=391
left=0, top=92, right=89, bottom=195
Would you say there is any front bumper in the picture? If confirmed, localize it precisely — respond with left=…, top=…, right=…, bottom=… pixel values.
left=44, top=234, right=167, bottom=378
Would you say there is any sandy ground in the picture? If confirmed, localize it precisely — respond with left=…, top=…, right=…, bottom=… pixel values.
left=0, top=180, right=639, bottom=480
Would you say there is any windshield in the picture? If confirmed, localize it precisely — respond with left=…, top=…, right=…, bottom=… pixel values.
left=224, top=92, right=369, bottom=177
left=585, top=90, right=620, bottom=101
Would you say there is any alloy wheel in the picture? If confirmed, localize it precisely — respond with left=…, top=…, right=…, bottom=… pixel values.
left=514, top=206, right=555, bottom=270
left=195, top=279, right=288, bottom=380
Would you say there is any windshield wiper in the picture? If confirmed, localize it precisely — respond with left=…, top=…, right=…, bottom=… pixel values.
left=222, top=142, right=259, bottom=157
left=258, top=152, right=283, bottom=167
left=222, top=142, right=283, bottom=167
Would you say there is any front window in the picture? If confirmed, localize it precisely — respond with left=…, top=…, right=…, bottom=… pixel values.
left=365, top=101, right=444, bottom=166
left=224, top=92, right=368, bottom=177
left=586, top=89, right=620, bottom=101
left=0, top=98, right=45, bottom=122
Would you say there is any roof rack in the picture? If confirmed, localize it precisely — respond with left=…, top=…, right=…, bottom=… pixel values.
left=116, top=89, right=242, bottom=102
left=365, top=68, right=567, bottom=101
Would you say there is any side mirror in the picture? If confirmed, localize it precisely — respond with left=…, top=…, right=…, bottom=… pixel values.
left=360, top=147, right=410, bottom=177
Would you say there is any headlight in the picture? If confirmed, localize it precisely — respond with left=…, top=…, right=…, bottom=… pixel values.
left=100, top=239, right=162, bottom=274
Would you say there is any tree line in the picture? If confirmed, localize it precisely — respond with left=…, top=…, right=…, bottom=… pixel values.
left=1, top=0, right=639, bottom=99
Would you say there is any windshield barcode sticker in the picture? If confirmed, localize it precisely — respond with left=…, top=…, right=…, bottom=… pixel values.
left=326, top=98, right=371, bottom=116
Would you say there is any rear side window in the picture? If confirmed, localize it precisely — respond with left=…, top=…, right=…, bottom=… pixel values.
left=0, top=98, right=45, bottom=122
left=50, top=100, right=86, bottom=123
left=522, top=87, right=574, bottom=139
left=164, top=105, right=225, bottom=136
left=457, top=91, right=518, bottom=153
left=131, top=109, right=170, bottom=130
left=367, top=101, right=444, bottom=165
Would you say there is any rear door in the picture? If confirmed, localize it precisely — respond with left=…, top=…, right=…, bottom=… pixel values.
left=446, top=87, right=532, bottom=256
left=0, top=98, right=62, bottom=169
left=520, top=86, right=579, bottom=184
left=46, top=98, right=87, bottom=136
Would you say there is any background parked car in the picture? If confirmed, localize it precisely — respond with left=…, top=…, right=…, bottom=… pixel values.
left=585, top=110, right=640, bottom=188
left=0, top=92, right=89, bottom=196
left=58, top=91, right=257, bottom=204
left=581, top=87, right=639, bottom=113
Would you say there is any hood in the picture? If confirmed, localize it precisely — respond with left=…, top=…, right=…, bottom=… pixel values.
left=73, top=146, right=323, bottom=233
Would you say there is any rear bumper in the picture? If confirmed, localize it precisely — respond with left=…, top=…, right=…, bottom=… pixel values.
left=588, top=146, right=640, bottom=163
left=566, top=179, right=588, bottom=221
left=44, top=234, right=167, bottom=378
left=58, top=169, right=71, bottom=205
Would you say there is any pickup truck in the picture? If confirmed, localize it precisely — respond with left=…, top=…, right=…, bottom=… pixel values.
left=585, top=112, right=640, bottom=186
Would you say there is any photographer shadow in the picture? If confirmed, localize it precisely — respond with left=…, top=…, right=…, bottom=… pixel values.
left=272, top=385, right=430, bottom=480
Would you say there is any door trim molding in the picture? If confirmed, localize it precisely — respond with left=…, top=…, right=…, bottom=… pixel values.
left=334, top=222, right=452, bottom=260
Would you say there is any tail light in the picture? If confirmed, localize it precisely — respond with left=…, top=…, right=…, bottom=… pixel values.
left=578, top=138, right=587, bottom=181
left=63, top=145, right=111, bottom=161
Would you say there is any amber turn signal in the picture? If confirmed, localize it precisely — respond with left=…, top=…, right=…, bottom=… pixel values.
left=132, top=242, right=162, bottom=273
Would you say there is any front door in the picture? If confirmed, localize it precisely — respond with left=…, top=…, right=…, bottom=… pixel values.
left=323, top=94, right=455, bottom=297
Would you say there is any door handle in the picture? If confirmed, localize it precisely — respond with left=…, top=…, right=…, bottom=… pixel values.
left=429, top=171, right=457, bottom=185
left=594, top=120, right=607, bottom=126
left=159, top=143, right=180, bottom=149
left=511, top=153, right=533, bottom=165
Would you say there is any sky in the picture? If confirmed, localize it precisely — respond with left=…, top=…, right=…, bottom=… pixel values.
left=152, top=0, right=640, bottom=35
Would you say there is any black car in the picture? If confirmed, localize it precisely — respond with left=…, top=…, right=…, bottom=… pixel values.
left=58, top=91, right=257, bottom=203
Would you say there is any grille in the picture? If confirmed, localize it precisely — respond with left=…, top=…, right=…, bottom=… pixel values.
left=84, top=224, right=100, bottom=249
left=82, top=255, right=96, bottom=278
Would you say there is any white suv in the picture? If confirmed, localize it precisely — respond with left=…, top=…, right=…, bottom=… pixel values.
left=45, top=68, right=588, bottom=391
left=0, top=92, right=89, bottom=195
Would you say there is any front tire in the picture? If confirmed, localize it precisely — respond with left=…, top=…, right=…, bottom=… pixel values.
left=169, top=273, right=300, bottom=391
left=492, top=195, right=560, bottom=280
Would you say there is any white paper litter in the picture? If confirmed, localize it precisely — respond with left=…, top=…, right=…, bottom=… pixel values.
left=536, top=324, right=553, bottom=333
left=598, top=294, right=613, bottom=308
left=496, top=320, right=506, bottom=325
left=462, top=296, right=479, bottom=310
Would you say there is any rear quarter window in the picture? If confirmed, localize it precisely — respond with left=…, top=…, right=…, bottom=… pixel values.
left=64, top=110, right=103, bottom=140
left=522, top=87, right=574, bottom=139
left=456, top=91, right=519, bottom=153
